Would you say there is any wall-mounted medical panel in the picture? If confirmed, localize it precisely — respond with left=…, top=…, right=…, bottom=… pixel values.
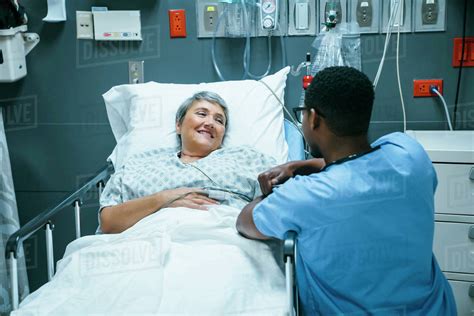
left=348, top=0, right=381, bottom=34
left=318, top=0, right=348, bottom=32
left=196, top=1, right=225, bottom=38
left=197, top=1, right=259, bottom=38
left=288, top=0, right=317, bottom=36
left=413, top=0, right=446, bottom=33
left=256, top=0, right=288, bottom=37
left=381, top=0, right=412, bottom=33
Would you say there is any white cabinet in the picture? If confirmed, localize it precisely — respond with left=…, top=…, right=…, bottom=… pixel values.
left=434, top=164, right=474, bottom=216
left=448, top=279, right=474, bottom=316
left=407, top=130, right=474, bottom=315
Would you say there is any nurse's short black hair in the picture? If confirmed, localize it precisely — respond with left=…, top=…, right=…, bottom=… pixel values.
left=304, top=66, right=374, bottom=136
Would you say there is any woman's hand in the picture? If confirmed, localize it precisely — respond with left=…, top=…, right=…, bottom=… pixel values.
left=160, top=187, right=219, bottom=211
left=258, top=163, right=296, bottom=196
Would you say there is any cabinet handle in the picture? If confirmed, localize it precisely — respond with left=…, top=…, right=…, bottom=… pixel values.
left=470, top=284, right=474, bottom=298
left=469, top=226, right=474, bottom=240
left=470, top=167, right=474, bottom=181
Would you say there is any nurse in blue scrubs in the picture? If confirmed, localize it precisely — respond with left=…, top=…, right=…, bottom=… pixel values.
left=237, top=66, right=456, bottom=315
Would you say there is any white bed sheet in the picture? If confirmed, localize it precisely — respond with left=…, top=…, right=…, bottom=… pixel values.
left=12, top=205, right=287, bottom=315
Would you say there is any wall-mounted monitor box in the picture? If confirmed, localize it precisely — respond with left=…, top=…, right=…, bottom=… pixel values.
left=93, top=11, right=142, bottom=41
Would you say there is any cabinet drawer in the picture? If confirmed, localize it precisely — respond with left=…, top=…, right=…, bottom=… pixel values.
left=448, top=279, right=474, bottom=316
left=434, top=164, right=474, bottom=216
left=434, top=222, right=474, bottom=274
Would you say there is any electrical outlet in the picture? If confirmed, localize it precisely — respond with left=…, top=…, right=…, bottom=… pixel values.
left=356, top=0, right=373, bottom=27
left=76, top=11, right=94, bottom=39
left=129, top=61, right=144, bottom=84
left=421, top=0, right=438, bottom=25
left=169, top=9, right=187, bottom=38
left=413, top=79, right=443, bottom=97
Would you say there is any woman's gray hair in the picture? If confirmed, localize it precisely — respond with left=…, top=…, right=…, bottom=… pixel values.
left=175, top=91, right=229, bottom=127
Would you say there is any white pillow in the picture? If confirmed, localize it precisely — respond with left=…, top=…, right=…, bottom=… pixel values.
left=103, top=67, right=290, bottom=169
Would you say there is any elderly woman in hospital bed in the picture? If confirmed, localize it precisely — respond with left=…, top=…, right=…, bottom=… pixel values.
left=12, top=91, right=288, bottom=315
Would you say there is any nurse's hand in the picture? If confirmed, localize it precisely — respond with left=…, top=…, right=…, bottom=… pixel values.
left=162, top=187, right=219, bottom=211
left=258, top=163, right=296, bottom=196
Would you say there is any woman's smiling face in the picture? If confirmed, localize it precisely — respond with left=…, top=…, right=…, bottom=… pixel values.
left=176, top=100, right=227, bottom=155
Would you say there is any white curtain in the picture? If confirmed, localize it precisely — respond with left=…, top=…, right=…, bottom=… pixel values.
left=0, top=111, right=29, bottom=315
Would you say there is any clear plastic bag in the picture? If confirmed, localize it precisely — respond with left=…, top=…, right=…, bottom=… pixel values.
left=311, top=22, right=361, bottom=75
left=297, top=23, right=361, bottom=107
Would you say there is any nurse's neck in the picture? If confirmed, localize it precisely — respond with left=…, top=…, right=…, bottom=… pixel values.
left=320, top=133, right=372, bottom=164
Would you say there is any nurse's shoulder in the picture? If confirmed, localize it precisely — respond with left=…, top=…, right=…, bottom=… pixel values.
left=372, top=132, right=436, bottom=183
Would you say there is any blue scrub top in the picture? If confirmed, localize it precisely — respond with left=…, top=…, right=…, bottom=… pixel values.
left=253, top=132, right=456, bottom=315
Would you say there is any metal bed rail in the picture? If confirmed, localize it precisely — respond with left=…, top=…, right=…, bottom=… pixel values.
left=284, top=230, right=299, bottom=316
left=5, top=164, right=113, bottom=310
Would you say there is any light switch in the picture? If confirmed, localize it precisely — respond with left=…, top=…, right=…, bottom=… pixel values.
left=296, top=2, right=309, bottom=30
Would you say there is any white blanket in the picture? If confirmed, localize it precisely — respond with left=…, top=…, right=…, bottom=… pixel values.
left=12, top=206, right=287, bottom=315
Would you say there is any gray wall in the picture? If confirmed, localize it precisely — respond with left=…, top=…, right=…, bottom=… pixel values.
left=0, top=0, right=472, bottom=291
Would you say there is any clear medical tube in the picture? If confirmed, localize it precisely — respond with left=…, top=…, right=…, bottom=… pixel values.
left=212, top=4, right=247, bottom=81
left=212, top=0, right=286, bottom=81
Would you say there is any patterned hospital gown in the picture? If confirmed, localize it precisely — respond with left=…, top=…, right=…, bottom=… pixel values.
left=97, top=146, right=276, bottom=233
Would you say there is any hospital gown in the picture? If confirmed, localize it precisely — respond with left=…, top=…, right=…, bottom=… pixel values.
left=98, top=145, right=276, bottom=232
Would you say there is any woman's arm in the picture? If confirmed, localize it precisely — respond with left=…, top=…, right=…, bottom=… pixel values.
left=100, top=188, right=218, bottom=234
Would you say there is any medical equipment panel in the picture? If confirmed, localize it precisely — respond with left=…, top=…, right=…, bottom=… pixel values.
left=348, top=0, right=381, bottom=34
left=288, top=0, right=317, bottom=36
left=414, top=0, right=447, bottom=33
left=381, top=0, right=412, bottom=33
left=196, top=0, right=287, bottom=38
left=319, top=0, right=348, bottom=30
left=256, top=0, right=288, bottom=37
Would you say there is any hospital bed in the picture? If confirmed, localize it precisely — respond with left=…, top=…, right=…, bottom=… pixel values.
left=5, top=119, right=304, bottom=315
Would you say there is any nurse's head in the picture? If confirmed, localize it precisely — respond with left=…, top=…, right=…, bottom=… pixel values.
left=175, top=91, right=229, bottom=159
left=302, top=66, right=374, bottom=156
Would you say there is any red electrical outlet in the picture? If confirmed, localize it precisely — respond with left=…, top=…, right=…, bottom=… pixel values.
left=169, top=9, right=186, bottom=38
left=413, top=79, right=443, bottom=98
left=452, top=37, right=474, bottom=67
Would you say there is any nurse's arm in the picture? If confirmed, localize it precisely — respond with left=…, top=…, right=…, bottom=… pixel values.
left=236, top=196, right=271, bottom=240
